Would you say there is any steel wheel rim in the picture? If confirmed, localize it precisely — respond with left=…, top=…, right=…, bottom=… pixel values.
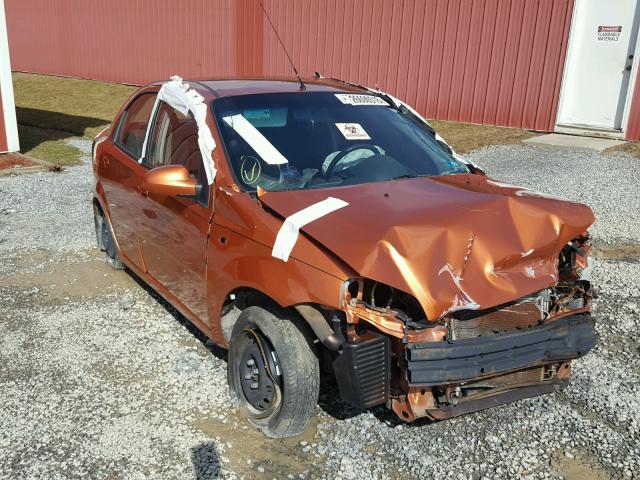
left=238, top=328, right=282, bottom=418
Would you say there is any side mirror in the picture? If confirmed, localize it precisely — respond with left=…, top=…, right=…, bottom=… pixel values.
left=144, top=165, right=199, bottom=197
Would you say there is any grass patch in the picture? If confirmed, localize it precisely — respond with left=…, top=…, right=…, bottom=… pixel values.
left=604, top=141, right=640, bottom=159
left=13, top=72, right=136, bottom=137
left=429, top=120, right=540, bottom=153
left=12, top=72, right=135, bottom=167
left=18, top=124, right=83, bottom=166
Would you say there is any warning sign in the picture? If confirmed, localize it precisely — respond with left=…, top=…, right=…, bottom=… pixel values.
left=335, top=123, right=371, bottom=140
left=597, top=25, right=622, bottom=42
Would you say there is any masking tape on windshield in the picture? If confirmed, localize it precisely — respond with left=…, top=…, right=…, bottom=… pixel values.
left=140, top=76, right=217, bottom=185
left=272, top=197, right=349, bottom=262
left=222, top=114, right=288, bottom=165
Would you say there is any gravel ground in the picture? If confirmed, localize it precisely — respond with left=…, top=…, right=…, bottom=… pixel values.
left=0, top=140, right=638, bottom=479
left=473, top=144, right=640, bottom=246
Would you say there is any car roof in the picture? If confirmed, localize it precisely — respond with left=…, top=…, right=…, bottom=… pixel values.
left=151, top=76, right=369, bottom=99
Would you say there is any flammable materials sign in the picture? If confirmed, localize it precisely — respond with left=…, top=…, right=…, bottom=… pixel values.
left=597, top=26, right=622, bottom=42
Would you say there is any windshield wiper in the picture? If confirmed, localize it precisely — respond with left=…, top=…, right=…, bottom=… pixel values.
left=387, top=174, right=426, bottom=181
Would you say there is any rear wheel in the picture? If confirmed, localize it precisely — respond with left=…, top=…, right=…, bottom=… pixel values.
left=93, top=205, right=125, bottom=270
left=227, top=306, right=319, bottom=438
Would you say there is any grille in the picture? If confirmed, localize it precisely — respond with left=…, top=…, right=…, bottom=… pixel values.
left=451, top=296, right=545, bottom=340
left=464, top=367, right=545, bottom=389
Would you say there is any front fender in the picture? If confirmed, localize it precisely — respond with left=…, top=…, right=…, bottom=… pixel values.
left=206, top=225, right=346, bottom=346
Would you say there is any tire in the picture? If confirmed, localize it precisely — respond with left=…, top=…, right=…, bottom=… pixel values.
left=227, top=306, right=320, bottom=438
left=93, top=205, right=125, bottom=270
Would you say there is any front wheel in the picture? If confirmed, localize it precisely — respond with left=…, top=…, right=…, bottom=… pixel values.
left=227, top=306, right=319, bottom=438
left=93, top=205, right=125, bottom=270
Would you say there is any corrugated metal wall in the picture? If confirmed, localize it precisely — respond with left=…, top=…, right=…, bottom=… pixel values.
left=6, top=0, right=575, bottom=133
left=5, top=0, right=236, bottom=84
left=259, top=0, right=574, bottom=132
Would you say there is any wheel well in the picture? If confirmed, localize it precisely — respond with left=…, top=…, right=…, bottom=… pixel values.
left=218, top=288, right=336, bottom=350
left=93, top=197, right=104, bottom=215
left=92, top=198, right=105, bottom=250
left=219, top=288, right=284, bottom=344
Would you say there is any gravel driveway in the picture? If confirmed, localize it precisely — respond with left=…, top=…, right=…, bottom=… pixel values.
left=0, top=140, right=638, bottom=479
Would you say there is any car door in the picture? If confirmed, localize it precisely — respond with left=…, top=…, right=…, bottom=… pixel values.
left=99, top=92, right=157, bottom=268
left=137, top=101, right=212, bottom=323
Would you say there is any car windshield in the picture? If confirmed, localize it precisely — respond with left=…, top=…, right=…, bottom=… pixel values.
left=212, top=92, right=468, bottom=192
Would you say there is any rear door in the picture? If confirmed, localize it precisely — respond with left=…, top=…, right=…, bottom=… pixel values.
left=100, top=92, right=157, bottom=267
left=136, top=101, right=212, bottom=323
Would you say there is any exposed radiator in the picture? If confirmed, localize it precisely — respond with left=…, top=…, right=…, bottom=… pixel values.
left=450, top=294, right=547, bottom=340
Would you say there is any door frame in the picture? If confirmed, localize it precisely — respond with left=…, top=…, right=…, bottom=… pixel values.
left=555, top=0, right=640, bottom=138
left=0, top=0, right=19, bottom=153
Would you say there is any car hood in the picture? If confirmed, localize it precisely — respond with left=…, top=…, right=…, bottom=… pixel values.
left=259, top=174, right=595, bottom=320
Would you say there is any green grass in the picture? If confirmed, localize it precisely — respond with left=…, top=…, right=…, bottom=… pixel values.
left=17, top=124, right=85, bottom=167
left=429, top=120, right=539, bottom=154
left=604, top=140, right=640, bottom=159
left=12, top=72, right=136, bottom=166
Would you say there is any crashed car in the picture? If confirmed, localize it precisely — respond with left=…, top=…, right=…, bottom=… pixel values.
left=92, top=75, right=596, bottom=438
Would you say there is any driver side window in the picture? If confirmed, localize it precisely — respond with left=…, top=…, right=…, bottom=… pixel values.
left=146, top=102, right=209, bottom=207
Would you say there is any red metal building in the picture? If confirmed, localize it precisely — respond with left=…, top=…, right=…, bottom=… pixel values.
left=4, top=0, right=640, bottom=141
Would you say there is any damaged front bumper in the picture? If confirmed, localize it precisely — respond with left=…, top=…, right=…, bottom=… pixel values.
left=405, top=314, right=596, bottom=385
left=332, top=314, right=596, bottom=420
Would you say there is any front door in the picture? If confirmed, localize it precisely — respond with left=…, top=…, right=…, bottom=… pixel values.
left=101, top=92, right=157, bottom=268
left=137, top=100, right=212, bottom=324
left=557, top=0, right=640, bottom=131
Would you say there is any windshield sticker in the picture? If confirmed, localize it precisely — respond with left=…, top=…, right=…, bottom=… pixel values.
left=243, top=107, right=287, bottom=127
left=335, top=94, right=388, bottom=106
left=335, top=123, right=371, bottom=140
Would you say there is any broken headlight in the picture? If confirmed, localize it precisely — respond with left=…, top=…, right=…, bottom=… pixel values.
left=341, top=278, right=427, bottom=323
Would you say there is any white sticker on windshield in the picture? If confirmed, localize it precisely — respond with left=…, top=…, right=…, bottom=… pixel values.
left=335, top=123, right=371, bottom=140
left=335, top=94, right=388, bottom=106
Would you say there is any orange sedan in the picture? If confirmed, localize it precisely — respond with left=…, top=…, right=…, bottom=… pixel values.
left=93, top=76, right=596, bottom=438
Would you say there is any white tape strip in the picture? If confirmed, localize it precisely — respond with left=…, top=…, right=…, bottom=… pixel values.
left=140, top=76, right=217, bottom=185
left=272, top=197, right=348, bottom=262
left=222, top=114, right=288, bottom=165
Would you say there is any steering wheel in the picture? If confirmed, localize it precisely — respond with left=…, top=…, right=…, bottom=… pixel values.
left=325, top=144, right=380, bottom=177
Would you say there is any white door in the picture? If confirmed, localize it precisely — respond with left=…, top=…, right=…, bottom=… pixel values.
left=557, top=0, right=640, bottom=131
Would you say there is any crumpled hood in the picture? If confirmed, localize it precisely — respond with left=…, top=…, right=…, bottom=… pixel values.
left=260, top=174, right=595, bottom=320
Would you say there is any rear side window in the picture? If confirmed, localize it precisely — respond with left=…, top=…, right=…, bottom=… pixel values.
left=116, top=93, right=157, bottom=158
left=147, top=101, right=208, bottom=206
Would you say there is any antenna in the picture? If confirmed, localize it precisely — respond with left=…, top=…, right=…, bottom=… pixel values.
left=259, top=1, right=306, bottom=91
